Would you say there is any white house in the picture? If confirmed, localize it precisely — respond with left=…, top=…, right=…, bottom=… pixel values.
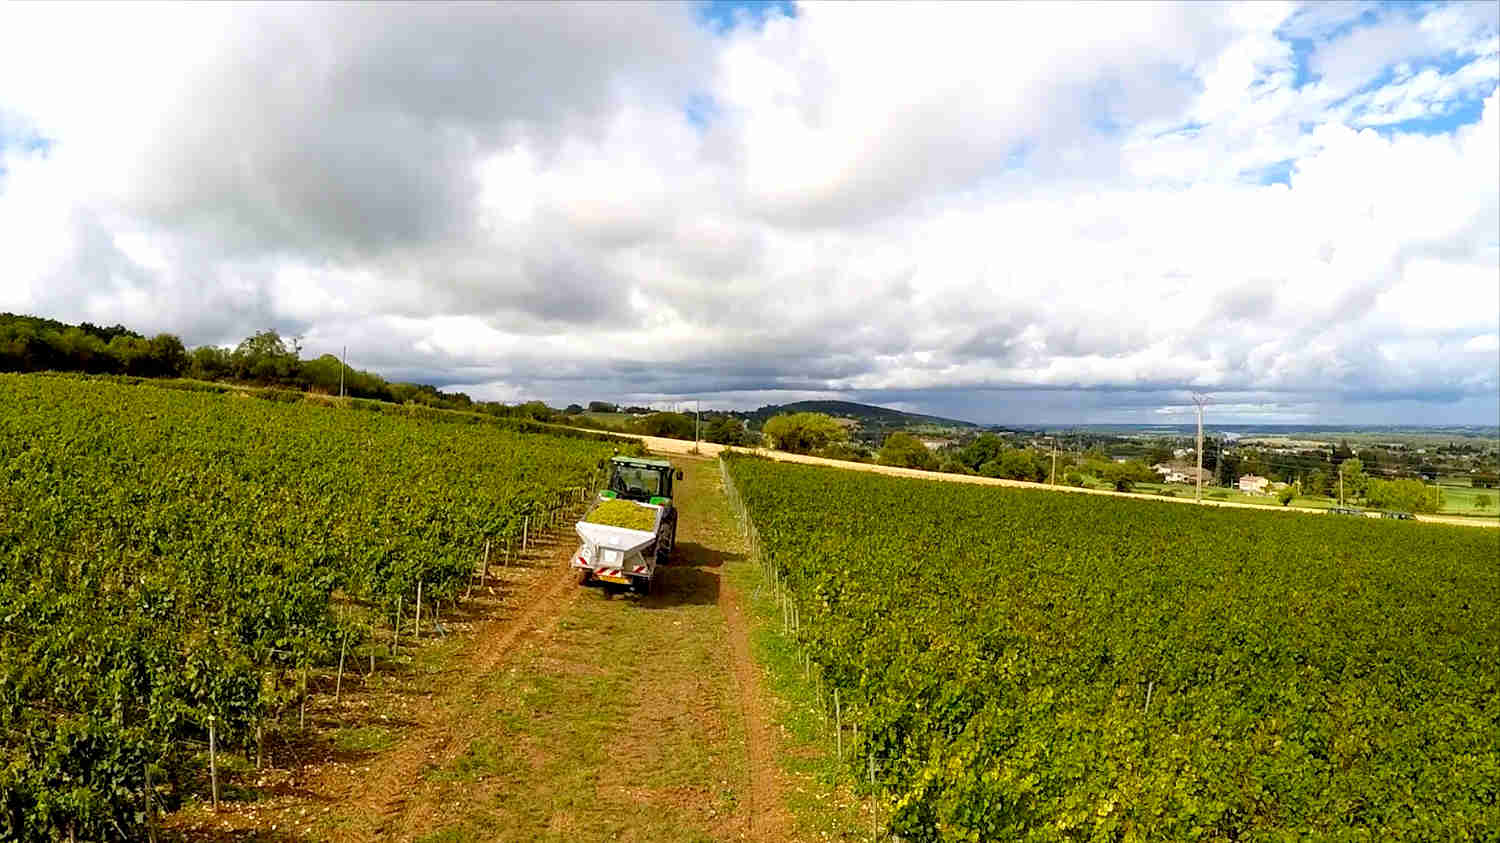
left=1238, top=474, right=1270, bottom=494
left=1157, top=464, right=1207, bottom=485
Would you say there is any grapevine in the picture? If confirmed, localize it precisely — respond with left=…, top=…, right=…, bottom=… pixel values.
left=0, top=374, right=617, bottom=840
left=723, top=453, right=1500, bottom=840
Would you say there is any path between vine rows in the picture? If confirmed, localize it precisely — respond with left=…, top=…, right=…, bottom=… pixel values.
left=169, top=455, right=788, bottom=843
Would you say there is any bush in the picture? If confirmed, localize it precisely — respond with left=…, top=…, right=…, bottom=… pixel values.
left=877, top=432, right=939, bottom=470
left=705, top=415, right=756, bottom=447
left=817, top=442, right=871, bottom=463
left=256, top=388, right=304, bottom=404
left=639, top=412, right=696, bottom=440
left=941, top=457, right=976, bottom=476
left=763, top=412, right=846, bottom=454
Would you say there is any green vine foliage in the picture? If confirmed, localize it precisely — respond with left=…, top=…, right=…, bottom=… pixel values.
left=724, top=454, right=1500, bottom=841
left=0, top=374, right=614, bottom=840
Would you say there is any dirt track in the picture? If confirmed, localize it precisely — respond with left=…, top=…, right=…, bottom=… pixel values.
left=168, top=456, right=791, bottom=842
left=625, top=433, right=1497, bottom=529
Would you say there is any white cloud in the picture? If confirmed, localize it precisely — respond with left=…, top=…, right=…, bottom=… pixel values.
left=1465, top=333, right=1500, bottom=354
left=0, top=1, right=1496, bottom=424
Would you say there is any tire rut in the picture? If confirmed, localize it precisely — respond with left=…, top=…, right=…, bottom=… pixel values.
left=355, top=543, right=584, bottom=840
left=720, top=577, right=786, bottom=842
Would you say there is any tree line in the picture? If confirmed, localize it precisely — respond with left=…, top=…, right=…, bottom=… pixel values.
left=0, top=313, right=555, bottom=418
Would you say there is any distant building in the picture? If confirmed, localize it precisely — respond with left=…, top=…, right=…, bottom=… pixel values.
left=1239, top=474, right=1270, bottom=494
left=1156, top=464, right=1207, bottom=485
left=1173, top=448, right=1191, bottom=459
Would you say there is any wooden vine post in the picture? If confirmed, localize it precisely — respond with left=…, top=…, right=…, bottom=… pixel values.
left=208, top=715, right=220, bottom=812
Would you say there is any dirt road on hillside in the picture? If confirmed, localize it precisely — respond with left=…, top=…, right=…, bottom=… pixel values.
left=624, top=433, right=1496, bottom=529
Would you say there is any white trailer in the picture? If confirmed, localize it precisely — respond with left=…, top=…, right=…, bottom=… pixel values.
left=572, top=499, right=676, bottom=595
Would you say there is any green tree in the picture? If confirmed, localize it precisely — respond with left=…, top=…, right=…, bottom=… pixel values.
left=959, top=433, right=1006, bottom=471
left=1476, top=494, right=1493, bottom=510
left=1305, top=469, right=1329, bottom=498
left=640, top=412, right=695, bottom=439
left=705, top=415, right=755, bottom=446
left=145, top=333, right=189, bottom=377
left=231, top=330, right=298, bottom=383
left=998, top=448, right=1045, bottom=482
left=817, top=442, right=871, bottom=462
left=1332, top=439, right=1356, bottom=463
left=1216, top=453, right=1242, bottom=487
left=878, top=432, right=939, bottom=470
left=1277, top=485, right=1296, bottom=506
left=1366, top=478, right=1441, bottom=513
left=516, top=400, right=555, bottom=422
left=300, top=354, right=345, bottom=393
left=940, top=456, right=975, bottom=475
left=1339, top=458, right=1367, bottom=501
left=188, top=345, right=233, bottom=380
left=763, top=412, right=846, bottom=454
left=1101, top=460, right=1154, bottom=492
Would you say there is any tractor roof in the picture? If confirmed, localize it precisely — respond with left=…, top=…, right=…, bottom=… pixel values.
left=612, top=456, right=674, bottom=469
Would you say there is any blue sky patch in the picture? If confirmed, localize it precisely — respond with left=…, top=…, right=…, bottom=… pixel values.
left=685, top=92, right=719, bottom=129
left=698, top=0, right=795, bottom=35
left=1242, top=159, right=1296, bottom=187
left=1369, top=96, right=1491, bottom=136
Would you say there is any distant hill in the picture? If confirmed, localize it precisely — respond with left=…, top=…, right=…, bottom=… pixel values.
left=742, top=400, right=977, bottom=430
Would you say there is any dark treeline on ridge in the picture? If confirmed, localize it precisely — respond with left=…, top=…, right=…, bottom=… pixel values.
left=0, top=312, right=552, bottom=418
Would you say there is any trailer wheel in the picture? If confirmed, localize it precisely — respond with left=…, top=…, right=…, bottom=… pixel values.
left=630, top=576, right=651, bottom=596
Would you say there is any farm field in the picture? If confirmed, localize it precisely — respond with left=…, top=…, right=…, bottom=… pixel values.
left=0, top=374, right=616, bottom=840
left=4, top=373, right=1496, bottom=842
left=1435, top=476, right=1499, bottom=517
left=629, top=433, right=1497, bottom=528
left=722, top=454, right=1500, bottom=840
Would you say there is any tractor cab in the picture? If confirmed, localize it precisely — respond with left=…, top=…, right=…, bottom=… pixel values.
left=603, top=456, right=684, bottom=505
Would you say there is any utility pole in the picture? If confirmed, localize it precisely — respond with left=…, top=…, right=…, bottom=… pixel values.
left=695, top=399, right=701, bottom=449
left=339, top=345, right=347, bottom=398
left=1339, top=471, right=1344, bottom=507
left=1192, top=394, right=1208, bottom=504
left=1049, top=435, right=1058, bottom=485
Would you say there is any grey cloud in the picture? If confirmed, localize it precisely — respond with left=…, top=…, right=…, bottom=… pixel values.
left=2, top=3, right=1496, bottom=427
left=112, top=3, right=711, bottom=260
left=1211, top=283, right=1276, bottom=323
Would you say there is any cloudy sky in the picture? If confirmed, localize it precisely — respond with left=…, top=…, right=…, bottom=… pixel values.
left=1, top=1, right=1496, bottom=425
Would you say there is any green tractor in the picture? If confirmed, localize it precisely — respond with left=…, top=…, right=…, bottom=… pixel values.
left=573, top=456, right=684, bottom=594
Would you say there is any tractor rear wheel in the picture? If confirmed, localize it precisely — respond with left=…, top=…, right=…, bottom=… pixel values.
left=657, top=522, right=676, bottom=566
